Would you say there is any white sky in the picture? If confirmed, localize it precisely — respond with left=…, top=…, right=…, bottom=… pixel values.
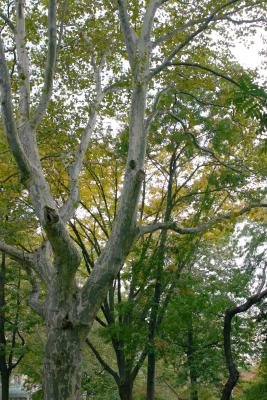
left=232, top=30, right=266, bottom=72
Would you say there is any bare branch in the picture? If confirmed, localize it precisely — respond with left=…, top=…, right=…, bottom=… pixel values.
left=117, top=0, right=137, bottom=67
left=168, top=62, right=240, bottom=87
left=30, top=0, right=57, bottom=130
left=140, top=0, right=161, bottom=44
left=0, top=241, right=34, bottom=265
left=15, top=0, right=31, bottom=122
left=0, top=12, right=16, bottom=33
left=15, top=1, right=41, bottom=166
left=139, top=203, right=267, bottom=236
left=0, top=36, right=30, bottom=182
left=57, top=0, right=68, bottom=50
left=60, top=67, right=105, bottom=222
left=86, top=338, right=120, bottom=383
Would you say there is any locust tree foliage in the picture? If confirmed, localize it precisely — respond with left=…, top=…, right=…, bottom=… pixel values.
left=0, top=1, right=266, bottom=399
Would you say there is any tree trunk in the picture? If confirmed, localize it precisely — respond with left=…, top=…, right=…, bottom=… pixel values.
left=43, top=326, right=82, bottom=400
left=187, top=327, right=198, bottom=400
left=146, top=351, right=156, bottom=400
left=118, top=380, right=134, bottom=400
left=0, top=252, right=9, bottom=400
left=221, top=311, right=240, bottom=400
left=0, top=367, right=10, bottom=400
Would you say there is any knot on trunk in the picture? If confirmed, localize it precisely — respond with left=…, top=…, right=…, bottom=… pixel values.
left=44, top=206, right=59, bottom=225
left=136, top=169, right=145, bottom=182
left=62, top=313, right=73, bottom=330
left=129, top=159, right=136, bottom=169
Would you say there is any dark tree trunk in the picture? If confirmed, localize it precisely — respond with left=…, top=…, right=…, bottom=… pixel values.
left=0, top=367, right=10, bottom=400
left=187, top=328, right=198, bottom=400
left=118, top=380, right=134, bottom=400
left=43, top=326, right=82, bottom=400
left=146, top=153, right=176, bottom=400
left=221, top=311, right=240, bottom=400
left=221, top=371, right=239, bottom=400
left=146, top=351, right=156, bottom=400
left=221, top=286, right=267, bottom=400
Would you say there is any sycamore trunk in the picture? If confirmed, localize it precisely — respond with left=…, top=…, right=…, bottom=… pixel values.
left=43, top=326, right=82, bottom=400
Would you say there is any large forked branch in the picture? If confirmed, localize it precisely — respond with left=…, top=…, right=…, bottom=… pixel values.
left=15, top=0, right=31, bottom=122
left=30, top=0, right=57, bottom=130
left=117, top=0, right=137, bottom=67
left=221, top=268, right=267, bottom=400
left=139, top=203, right=267, bottom=236
left=15, top=0, right=42, bottom=166
left=0, top=36, right=30, bottom=182
left=0, top=241, right=33, bottom=265
left=60, top=36, right=107, bottom=222
left=0, top=239, right=54, bottom=286
left=149, top=0, right=241, bottom=78
left=140, top=0, right=161, bottom=44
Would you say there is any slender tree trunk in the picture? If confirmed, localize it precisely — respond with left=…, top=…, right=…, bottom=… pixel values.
left=187, top=328, right=198, bottom=400
left=221, top=311, right=239, bottom=400
left=0, top=367, right=10, bottom=400
left=147, top=351, right=156, bottom=400
left=118, top=380, right=134, bottom=400
left=146, top=153, right=176, bottom=400
left=43, top=326, right=82, bottom=400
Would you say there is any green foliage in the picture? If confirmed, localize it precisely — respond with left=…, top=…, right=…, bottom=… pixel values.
left=81, top=370, right=119, bottom=400
left=231, top=75, right=267, bottom=131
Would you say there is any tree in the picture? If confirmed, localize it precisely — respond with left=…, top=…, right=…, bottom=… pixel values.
left=0, top=1, right=266, bottom=399
left=221, top=222, right=267, bottom=400
left=0, top=252, right=39, bottom=400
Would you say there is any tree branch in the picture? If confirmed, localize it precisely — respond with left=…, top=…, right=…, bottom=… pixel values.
left=117, top=0, right=137, bottom=67
left=0, top=241, right=33, bottom=265
left=139, top=203, right=267, bottom=236
left=222, top=284, right=267, bottom=400
left=86, top=338, right=120, bottom=383
left=15, top=0, right=31, bottom=122
left=15, top=0, right=41, bottom=166
left=145, top=85, right=173, bottom=133
left=169, top=113, right=242, bottom=174
left=0, top=36, right=30, bottom=182
left=149, top=0, right=241, bottom=78
left=140, top=0, right=161, bottom=44
left=30, top=0, right=57, bottom=130
left=168, top=62, right=240, bottom=87
left=60, top=38, right=106, bottom=222
left=0, top=12, right=16, bottom=33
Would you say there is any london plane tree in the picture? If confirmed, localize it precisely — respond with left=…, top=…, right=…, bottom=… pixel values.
left=0, top=1, right=266, bottom=399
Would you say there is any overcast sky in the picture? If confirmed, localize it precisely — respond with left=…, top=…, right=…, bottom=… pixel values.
left=232, top=29, right=266, bottom=73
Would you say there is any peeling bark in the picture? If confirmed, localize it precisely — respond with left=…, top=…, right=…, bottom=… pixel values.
left=43, top=326, right=82, bottom=400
